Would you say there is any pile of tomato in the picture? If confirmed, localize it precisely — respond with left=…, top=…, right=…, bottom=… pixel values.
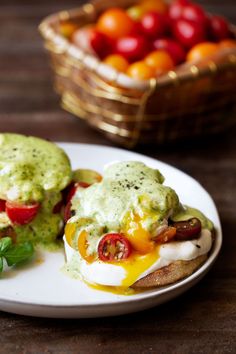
left=60, top=0, right=236, bottom=80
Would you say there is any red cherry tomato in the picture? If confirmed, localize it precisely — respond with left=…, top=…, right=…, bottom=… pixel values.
left=90, top=29, right=113, bottom=59
left=182, top=4, right=207, bottom=27
left=0, top=226, right=17, bottom=243
left=6, top=201, right=40, bottom=225
left=140, top=11, right=168, bottom=38
left=208, top=15, right=230, bottom=41
left=173, top=19, right=206, bottom=48
left=153, top=38, right=186, bottom=64
left=64, top=201, right=74, bottom=222
left=115, top=35, right=149, bottom=62
left=168, top=0, right=190, bottom=21
left=65, top=182, right=90, bottom=204
left=72, top=26, right=94, bottom=54
left=98, top=233, right=132, bottom=262
left=0, top=199, right=6, bottom=212
left=53, top=200, right=64, bottom=214
left=64, top=182, right=90, bottom=222
left=172, top=218, right=202, bottom=241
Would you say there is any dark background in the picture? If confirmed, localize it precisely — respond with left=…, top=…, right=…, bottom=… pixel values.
left=0, top=1, right=236, bottom=353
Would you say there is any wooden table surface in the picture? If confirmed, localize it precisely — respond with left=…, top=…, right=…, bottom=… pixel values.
left=1, top=0, right=236, bottom=353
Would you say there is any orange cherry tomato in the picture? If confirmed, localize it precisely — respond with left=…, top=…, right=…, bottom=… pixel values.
left=96, top=8, right=135, bottom=40
left=145, top=50, right=174, bottom=76
left=59, top=22, right=78, bottom=39
left=139, top=0, right=168, bottom=14
left=127, top=6, right=145, bottom=21
left=154, top=227, right=176, bottom=244
left=219, top=39, right=236, bottom=49
left=103, top=54, right=129, bottom=73
left=186, top=42, right=219, bottom=62
left=127, top=61, right=156, bottom=80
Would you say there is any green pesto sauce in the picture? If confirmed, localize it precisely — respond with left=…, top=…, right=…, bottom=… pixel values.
left=0, top=133, right=72, bottom=202
left=172, top=205, right=214, bottom=230
left=15, top=191, right=63, bottom=247
left=0, top=133, right=73, bottom=248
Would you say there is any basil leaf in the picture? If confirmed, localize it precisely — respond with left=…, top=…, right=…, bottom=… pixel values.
left=0, top=237, right=12, bottom=255
left=4, top=242, right=34, bottom=266
left=0, top=257, right=3, bottom=273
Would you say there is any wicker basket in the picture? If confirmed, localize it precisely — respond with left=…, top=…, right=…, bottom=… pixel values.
left=39, top=0, right=236, bottom=147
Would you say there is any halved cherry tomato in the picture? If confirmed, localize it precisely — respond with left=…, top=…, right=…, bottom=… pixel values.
left=141, top=11, right=168, bottom=38
left=96, top=8, right=135, bottom=40
left=73, top=169, right=102, bottom=185
left=172, top=217, right=202, bottom=241
left=145, top=50, right=174, bottom=76
left=78, top=230, right=95, bottom=263
left=64, top=182, right=90, bottom=222
left=152, top=38, right=186, bottom=64
left=103, top=54, right=129, bottom=73
left=0, top=227, right=17, bottom=243
left=127, top=61, right=156, bottom=80
left=65, top=181, right=90, bottom=204
left=186, top=42, right=218, bottom=62
left=6, top=201, right=40, bottom=225
left=0, top=199, right=6, bottom=212
left=53, top=199, right=64, bottom=214
left=98, top=233, right=132, bottom=261
left=154, top=226, right=177, bottom=244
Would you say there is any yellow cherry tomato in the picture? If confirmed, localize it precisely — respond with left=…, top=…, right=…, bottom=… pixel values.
left=219, top=39, right=236, bottom=49
left=127, top=61, right=156, bottom=80
left=139, top=0, right=168, bottom=14
left=59, top=22, right=78, bottom=39
left=78, top=230, right=95, bottom=263
left=187, top=42, right=219, bottom=62
left=103, top=54, right=129, bottom=73
left=145, top=50, right=174, bottom=76
left=65, top=222, right=76, bottom=247
left=127, top=5, right=146, bottom=21
left=96, top=8, right=135, bottom=40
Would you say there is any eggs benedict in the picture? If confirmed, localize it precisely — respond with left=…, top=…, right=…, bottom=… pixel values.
left=64, top=161, right=214, bottom=293
left=0, top=133, right=72, bottom=247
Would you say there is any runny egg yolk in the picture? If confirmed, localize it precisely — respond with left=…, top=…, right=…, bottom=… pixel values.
left=89, top=211, right=160, bottom=295
left=123, top=210, right=154, bottom=254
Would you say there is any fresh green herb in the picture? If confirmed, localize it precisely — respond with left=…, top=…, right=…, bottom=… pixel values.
left=0, top=237, right=34, bottom=273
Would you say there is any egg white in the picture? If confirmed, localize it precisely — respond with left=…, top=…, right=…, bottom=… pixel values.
left=64, top=229, right=212, bottom=287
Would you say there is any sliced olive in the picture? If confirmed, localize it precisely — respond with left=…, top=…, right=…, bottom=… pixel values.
left=172, top=218, right=202, bottom=241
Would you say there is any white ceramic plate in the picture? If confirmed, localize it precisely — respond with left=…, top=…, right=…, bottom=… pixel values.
left=0, top=143, right=222, bottom=318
